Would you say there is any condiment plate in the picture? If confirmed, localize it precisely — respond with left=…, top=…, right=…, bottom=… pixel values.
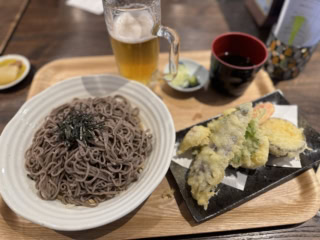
left=0, top=54, right=30, bottom=90
left=164, top=58, right=209, bottom=92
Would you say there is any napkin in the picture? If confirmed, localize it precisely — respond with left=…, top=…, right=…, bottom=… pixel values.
left=66, top=0, right=104, bottom=15
left=172, top=104, right=300, bottom=191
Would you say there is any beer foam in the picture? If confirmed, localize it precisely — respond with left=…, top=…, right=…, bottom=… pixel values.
left=111, top=9, right=155, bottom=43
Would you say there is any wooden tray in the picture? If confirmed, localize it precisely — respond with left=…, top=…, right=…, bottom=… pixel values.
left=1, top=50, right=319, bottom=240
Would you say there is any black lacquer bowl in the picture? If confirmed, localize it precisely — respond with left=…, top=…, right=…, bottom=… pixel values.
left=170, top=90, right=320, bottom=223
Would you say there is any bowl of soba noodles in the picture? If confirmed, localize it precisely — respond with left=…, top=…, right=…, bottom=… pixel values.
left=0, top=74, right=175, bottom=231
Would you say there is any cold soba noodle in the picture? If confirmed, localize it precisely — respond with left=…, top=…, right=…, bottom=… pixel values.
left=25, top=95, right=153, bottom=207
left=109, top=5, right=159, bottom=85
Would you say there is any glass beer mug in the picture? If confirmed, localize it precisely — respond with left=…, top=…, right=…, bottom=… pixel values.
left=102, top=0, right=180, bottom=86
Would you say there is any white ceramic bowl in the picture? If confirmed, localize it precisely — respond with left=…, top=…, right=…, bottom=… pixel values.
left=0, top=75, right=175, bottom=231
left=164, top=58, right=209, bottom=92
left=0, top=54, right=31, bottom=90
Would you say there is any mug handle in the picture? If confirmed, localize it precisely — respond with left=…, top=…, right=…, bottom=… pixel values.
left=157, top=26, right=180, bottom=81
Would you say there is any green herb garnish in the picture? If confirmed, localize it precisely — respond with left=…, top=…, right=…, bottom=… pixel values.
left=245, top=120, right=260, bottom=150
left=170, top=63, right=199, bottom=88
left=57, top=109, right=104, bottom=149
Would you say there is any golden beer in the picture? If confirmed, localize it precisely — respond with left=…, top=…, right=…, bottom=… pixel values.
left=103, top=0, right=180, bottom=87
left=110, top=36, right=159, bottom=85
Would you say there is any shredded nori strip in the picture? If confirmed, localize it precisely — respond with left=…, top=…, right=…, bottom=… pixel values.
left=57, top=109, right=104, bottom=149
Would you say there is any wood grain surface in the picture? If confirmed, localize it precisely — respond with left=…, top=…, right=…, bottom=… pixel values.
left=1, top=0, right=320, bottom=239
left=6, top=51, right=315, bottom=239
left=0, top=0, right=29, bottom=54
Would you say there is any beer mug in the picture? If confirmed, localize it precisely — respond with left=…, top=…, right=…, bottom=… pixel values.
left=102, top=0, right=180, bottom=86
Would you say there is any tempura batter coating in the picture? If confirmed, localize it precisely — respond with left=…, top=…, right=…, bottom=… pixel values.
left=207, top=104, right=252, bottom=160
left=187, top=103, right=253, bottom=209
left=248, top=135, right=269, bottom=168
left=230, top=119, right=269, bottom=169
left=187, top=146, right=225, bottom=208
left=178, top=125, right=211, bottom=155
left=261, top=118, right=306, bottom=158
left=252, top=102, right=275, bottom=124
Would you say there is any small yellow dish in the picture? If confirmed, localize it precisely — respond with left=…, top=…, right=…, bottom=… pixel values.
left=0, top=54, right=30, bottom=90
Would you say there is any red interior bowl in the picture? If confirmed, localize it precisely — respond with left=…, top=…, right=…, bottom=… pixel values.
left=212, top=32, right=268, bottom=70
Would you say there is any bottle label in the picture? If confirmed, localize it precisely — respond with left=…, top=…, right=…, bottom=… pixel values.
left=273, top=0, right=320, bottom=47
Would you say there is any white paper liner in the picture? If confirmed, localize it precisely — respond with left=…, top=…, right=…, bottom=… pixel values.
left=66, top=0, right=104, bottom=15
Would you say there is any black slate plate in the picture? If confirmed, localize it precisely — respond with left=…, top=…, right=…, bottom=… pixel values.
left=169, top=90, right=320, bottom=223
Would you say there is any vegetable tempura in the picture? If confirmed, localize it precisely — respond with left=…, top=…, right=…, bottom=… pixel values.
left=186, top=103, right=252, bottom=209
left=177, top=101, right=306, bottom=210
left=230, top=119, right=269, bottom=169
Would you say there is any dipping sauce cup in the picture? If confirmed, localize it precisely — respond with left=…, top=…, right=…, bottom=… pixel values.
left=210, top=32, right=268, bottom=97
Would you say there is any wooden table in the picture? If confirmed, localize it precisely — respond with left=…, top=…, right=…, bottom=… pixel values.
left=1, top=0, right=320, bottom=239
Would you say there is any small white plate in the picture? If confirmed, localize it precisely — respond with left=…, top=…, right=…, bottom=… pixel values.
left=164, top=58, right=209, bottom=92
left=0, top=54, right=31, bottom=90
